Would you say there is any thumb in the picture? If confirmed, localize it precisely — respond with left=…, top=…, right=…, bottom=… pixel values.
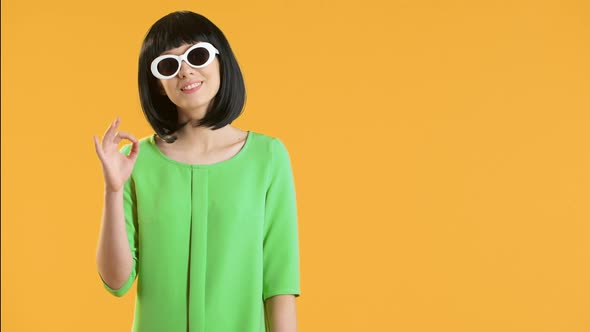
left=127, top=139, right=140, bottom=161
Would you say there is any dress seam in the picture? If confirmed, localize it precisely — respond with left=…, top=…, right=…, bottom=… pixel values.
left=187, top=169, right=193, bottom=332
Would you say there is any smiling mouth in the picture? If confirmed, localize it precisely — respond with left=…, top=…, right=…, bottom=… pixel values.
left=181, top=81, right=203, bottom=91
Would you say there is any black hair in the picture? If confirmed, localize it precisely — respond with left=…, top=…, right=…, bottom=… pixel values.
left=138, top=11, right=246, bottom=143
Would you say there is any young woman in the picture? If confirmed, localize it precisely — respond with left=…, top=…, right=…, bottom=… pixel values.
left=94, top=10, right=300, bottom=332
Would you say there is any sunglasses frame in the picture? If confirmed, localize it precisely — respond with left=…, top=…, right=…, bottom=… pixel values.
left=150, top=42, right=220, bottom=80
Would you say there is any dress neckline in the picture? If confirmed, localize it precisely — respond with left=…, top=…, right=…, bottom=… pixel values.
left=148, top=131, right=253, bottom=169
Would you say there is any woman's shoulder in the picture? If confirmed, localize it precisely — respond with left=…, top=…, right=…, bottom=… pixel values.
left=245, top=130, right=293, bottom=158
left=249, top=130, right=274, bottom=144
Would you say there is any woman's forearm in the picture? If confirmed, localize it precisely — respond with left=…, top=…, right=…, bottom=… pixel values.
left=264, top=294, right=297, bottom=332
left=96, top=188, right=133, bottom=289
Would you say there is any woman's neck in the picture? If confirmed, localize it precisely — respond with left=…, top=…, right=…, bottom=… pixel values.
left=168, top=123, right=234, bottom=154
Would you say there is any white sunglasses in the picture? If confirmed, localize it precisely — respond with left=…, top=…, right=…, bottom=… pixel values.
left=150, top=42, right=220, bottom=79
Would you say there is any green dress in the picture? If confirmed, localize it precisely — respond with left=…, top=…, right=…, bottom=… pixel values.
left=98, top=131, right=301, bottom=332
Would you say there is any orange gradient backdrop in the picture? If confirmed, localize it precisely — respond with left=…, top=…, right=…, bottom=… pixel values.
left=2, top=0, right=589, bottom=331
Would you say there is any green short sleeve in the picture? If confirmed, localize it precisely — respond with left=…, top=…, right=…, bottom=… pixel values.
left=98, top=143, right=139, bottom=297
left=262, top=138, right=301, bottom=301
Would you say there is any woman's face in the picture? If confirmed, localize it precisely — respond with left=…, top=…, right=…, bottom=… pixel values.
left=157, top=42, right=221, bottom=120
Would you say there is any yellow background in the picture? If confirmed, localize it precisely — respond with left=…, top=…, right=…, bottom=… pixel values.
left=2, top=0, right=589, bottom=331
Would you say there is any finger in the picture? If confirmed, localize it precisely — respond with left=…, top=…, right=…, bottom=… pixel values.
left=113, top=131, right=121, bottom=144
left=103, top=117, right=120, bottom=143
left=102, top=120, right=116, bottom=143
left=117, top=132, right=138, bottom=143
left=128, top=137, right=141, bottom=160
left=93, top=135, right=105, bottom=161
left=113, top=131, right=135, bottom=145
left=110, top=117, right=122, bottom=142
left=119, top=132, right=139, bottom=159
left=115, top=132, right=140, bottom=159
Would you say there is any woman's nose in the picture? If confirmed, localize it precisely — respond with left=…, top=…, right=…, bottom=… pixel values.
left=178, top=60, right=195, bottom=78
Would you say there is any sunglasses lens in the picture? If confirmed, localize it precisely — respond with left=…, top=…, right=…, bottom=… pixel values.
left=187, top=47, right=211, bottom=66
left=157, top=58, right=179, bottom=77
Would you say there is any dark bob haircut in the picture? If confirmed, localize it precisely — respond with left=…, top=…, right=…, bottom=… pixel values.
left=138, top=11, right=246, bottom=143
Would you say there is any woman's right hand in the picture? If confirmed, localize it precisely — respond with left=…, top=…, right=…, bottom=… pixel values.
left=93, top=117, right=140, bottom=193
